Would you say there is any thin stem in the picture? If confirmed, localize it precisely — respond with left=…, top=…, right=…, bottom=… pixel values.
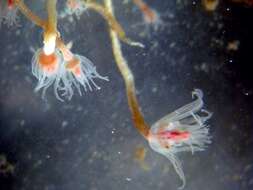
left=104, top=0, right=149, bottom=139
left=14, top=0, right=46, bottom=29
left=42, top=0, right=58, bottom=55
left=46, top=0, right=57, bottom=34
left=85, top=0, right=143, bottom=47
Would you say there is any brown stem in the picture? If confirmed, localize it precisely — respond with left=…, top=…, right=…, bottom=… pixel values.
left=84, top=0, right=143, bottom=47
left=14, top=0, right=46, bottom=29
left=105, top=0, right=150, bottom=139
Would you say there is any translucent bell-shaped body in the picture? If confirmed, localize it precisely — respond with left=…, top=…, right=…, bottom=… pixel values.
left=65, top=54, right=109, bottom=95
left=148, top=89, right=212, bottom=189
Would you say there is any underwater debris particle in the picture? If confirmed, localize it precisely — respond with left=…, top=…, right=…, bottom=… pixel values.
left=227, top=40, right=240, bottom=51
left=134, top=146, right=146, bottom=161
left=202, top=0, right=219, bottom=11
left=134, top=145, right=150, bottom=171
left=230, top=0, right=253, bottom=6
left=0, top=154, right=15, bottom=175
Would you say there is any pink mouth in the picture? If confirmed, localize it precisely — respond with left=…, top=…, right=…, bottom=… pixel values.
left=158, top=130, right=190, bottom=142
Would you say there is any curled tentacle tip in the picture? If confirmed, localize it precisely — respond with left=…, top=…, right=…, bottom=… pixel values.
left=124, top=38, right=145, bottom=48
left=58, top=97, right=64, bottom=102
left=103, top=76, right=110, bottom=81
left=133, top=42, right=145, bottom=48
left=200, top=109, right=213, bottom=121
left=129, top=41, right=145, bottom=48
left=192, top=89, right=203, bottom=99
left=177, top=176, right=186, bottom=189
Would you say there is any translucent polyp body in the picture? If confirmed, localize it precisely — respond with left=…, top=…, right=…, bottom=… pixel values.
left=148, top=89, right=212, bottom=189
left=32, top=49, right=62, bottom=99
left=0, top=0, right=19, bottom=26
left=37, top=51, right=59, bottom=75
left=62, top=0, right=86, bottom=18
left=65, top=54, right=109, bottom=93
left=133, top=0, right=163, bottom=32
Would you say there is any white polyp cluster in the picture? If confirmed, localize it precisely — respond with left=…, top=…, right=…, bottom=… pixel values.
left=148, top=89, right=212, bottom=189
left=32, top=48, right=108, bottom=101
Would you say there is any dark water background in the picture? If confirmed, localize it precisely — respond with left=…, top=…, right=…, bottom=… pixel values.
left=0, top=0, right=253, bottom=190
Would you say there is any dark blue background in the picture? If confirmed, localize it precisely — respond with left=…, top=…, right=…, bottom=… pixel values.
left=0, top=0, right=252, bottom=190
